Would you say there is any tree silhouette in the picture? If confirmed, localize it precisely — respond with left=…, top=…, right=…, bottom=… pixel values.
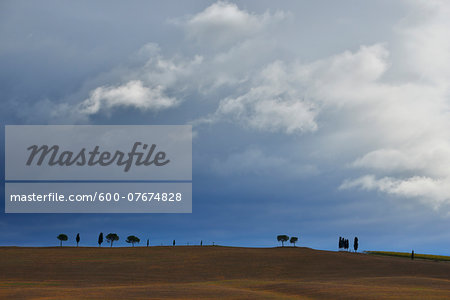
left=354, top=237, right=358, bottom=252
left=339, top=237, right=351, bottom=251
left=147, top=239, right=149, bottom=247
left=76, top=233, right=80, bottom=247
left=106, top=233, right=119, bottom=247
left=277, top=235, right=289, bottom=247
left=126, top=235, right=140, bottom=247
left=290, top=236, right=298, bottom=247
left=57, top=234, right=68, bottom=247
left=98, top=232, right=103, bottom=247
left=173, top=239, right=176, bottom=246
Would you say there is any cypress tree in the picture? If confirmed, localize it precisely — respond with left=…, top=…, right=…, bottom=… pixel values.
left=98, top=232, right=103, bottom=247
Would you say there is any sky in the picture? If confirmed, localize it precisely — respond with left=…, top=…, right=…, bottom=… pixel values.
left=1, top=0, right=450, bottom=254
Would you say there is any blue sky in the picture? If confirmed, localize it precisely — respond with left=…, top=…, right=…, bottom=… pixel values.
left=1, top=0, right=450, bottom=254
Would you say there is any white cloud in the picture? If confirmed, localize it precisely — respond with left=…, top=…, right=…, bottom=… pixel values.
left=64, top=44, right=203, bottom=118
left=183, top=1, right=286, bottom=49
left=306, top=44, right=389, bottom=85
left=351, top=146, right=450, bottom=178
left=333, top=1, right=450, bottom=208
left=209, top=60, right=318, bottom=134
left=340, top=175, right=450, bottom=208
left=67, top=2, right=290, bottom=120
left=77, top=80, right=178, bottom=115
left=198, top=44, right=388, bottom=134
left=394, top=0, right=450, bottom=84
left=351, top=149, right=420, bottom=173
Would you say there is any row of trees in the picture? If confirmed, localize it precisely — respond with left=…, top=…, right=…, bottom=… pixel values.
left=57, top=233, right=140, bottom=247
left=277, top=235, right=299, bottom=247
left=57, top=234, right=81, bottom=247
left=275, top=235, right=359, bottom=252
left=57, top=233, right=358, bottom=251
left=339, top=236, right=358, bottom=252
left=57, top=233, right=206, bottom=247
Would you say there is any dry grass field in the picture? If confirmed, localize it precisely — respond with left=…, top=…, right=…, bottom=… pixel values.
left=366, top=251, right=450, bottom=261
left=1, top=246, right=450, bottom=299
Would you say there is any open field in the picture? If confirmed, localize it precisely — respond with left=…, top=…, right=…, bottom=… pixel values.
left=366, top=251, right=450, bottom=262
left=1, top=246, right=450, bottom=299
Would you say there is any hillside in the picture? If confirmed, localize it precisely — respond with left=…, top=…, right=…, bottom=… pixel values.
left=1, top=246, right=449, bottom=299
